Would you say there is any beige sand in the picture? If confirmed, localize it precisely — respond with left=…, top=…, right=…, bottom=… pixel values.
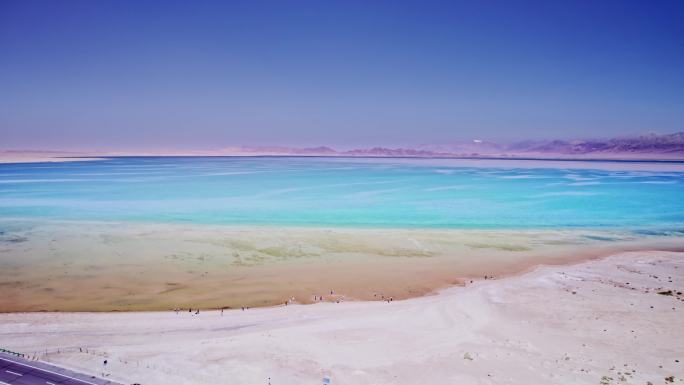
left=1, top=251, right=682, bottom=384
left=2, top=220, right=683, bottom=311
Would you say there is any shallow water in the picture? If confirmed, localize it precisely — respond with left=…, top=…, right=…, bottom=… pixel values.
left=2, top=157, right=684, bottom=311
left=1, top=156, right=683, bottom=229
left=2, top=220, right=682, bottom=311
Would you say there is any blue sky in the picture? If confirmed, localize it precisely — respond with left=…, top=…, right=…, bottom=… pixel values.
left=1, top=0, right=683, bottom=150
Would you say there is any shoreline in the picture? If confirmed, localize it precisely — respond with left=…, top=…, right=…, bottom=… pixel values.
left=1, top=244, right=683, bottom=315
left=0, top=154, right=107, bottom=164
left=1, top=250, right=681, bottom=384
left=2, top=152, right=684, bottom=165
left=2, top=219, right=683, bottom=312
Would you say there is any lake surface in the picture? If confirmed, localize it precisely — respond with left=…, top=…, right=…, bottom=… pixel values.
left=2, top=156, right=684, bottom=311
left=1, top=156, right=683, bottom=229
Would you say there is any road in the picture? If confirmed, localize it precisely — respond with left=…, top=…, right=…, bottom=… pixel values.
left=0, top=354, right=123, bottom=385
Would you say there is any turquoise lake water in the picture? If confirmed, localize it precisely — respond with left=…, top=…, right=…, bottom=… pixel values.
left=0, top=157, right=683, bottom=230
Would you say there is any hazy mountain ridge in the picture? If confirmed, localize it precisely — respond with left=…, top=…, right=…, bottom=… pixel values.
left=237, top=132, right=684, bottom=158
left=3, top=133, right=683, bottom=161
left=507, top=132, right=684, bottom=155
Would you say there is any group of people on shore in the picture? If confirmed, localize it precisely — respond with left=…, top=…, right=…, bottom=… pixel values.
left=173, top=306, right=251, bottom=315
left=172, top=285, right=434, bottom=315
left=310, top=289, right=348, bottom=304
left=173, top=308, right=201, bottom=315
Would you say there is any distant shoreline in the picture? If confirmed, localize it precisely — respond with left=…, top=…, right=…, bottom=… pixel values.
left=2, top=152, right=684, bottom=164
left=0, top=155, right=107, bottom=164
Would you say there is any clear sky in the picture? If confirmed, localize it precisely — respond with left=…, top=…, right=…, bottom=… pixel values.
left=1, top=0, right=683, bottom=151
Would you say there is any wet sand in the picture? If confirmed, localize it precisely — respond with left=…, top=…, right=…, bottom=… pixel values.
left=1, top=219, right=683, bottom=312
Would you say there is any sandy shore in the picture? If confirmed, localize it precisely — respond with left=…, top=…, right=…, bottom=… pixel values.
left=2, top=220, right=684, bottom=311
left=0, top=251, right=682, bottom=384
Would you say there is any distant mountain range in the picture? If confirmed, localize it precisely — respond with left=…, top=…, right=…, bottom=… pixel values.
left=228, top=132, right=684, bottom=159
left=504, top=132, right=684, bottom=156
left=3, top=132, right=684, bottom=161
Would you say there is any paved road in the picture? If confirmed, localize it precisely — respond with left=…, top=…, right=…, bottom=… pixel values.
left=0, top=354, right=123, bottom=385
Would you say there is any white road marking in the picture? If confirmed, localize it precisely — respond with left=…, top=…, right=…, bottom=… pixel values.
left=47, top=382, right=56, bottom=385
left=0, top=358, right=100, bottom=385
left=5, top=370, right=22, bottom=376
